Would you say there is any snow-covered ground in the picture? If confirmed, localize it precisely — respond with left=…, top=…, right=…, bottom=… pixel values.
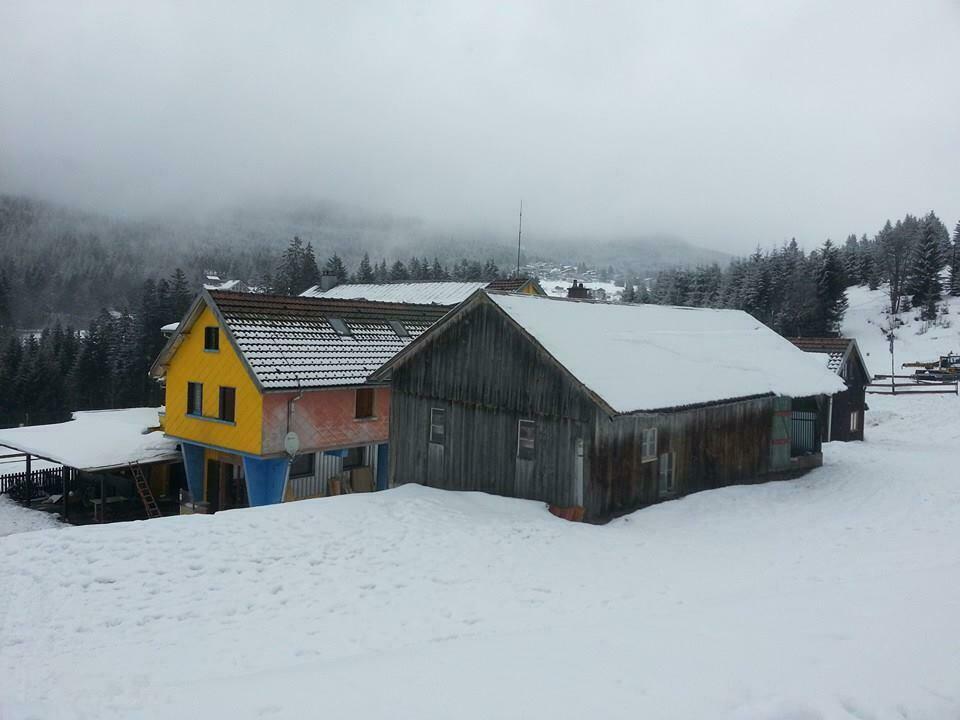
left=0, top=496, right=62, bottom=537
left=1, top=284, right=958, bottom=719
left=843, top=283, right=960, bottom=374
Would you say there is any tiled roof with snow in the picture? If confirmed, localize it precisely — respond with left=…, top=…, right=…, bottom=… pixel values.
left=488, top=294, right=847, bottom=413
left=210, top=291, right=449, bottom=390
left=300, top=282, right=487, bottom=305
left=787, top=337, right=854, bottom=374
left=0, top=408, right=178, bottom=471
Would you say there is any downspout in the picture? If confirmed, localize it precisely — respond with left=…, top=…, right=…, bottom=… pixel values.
left=286, top=375, right=304, bottom=436
left=826, top=395, right=833, bottom=442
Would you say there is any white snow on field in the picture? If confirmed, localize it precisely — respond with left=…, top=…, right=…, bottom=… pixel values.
left=1, top=389, right=959, bottom=719
left=1, top=283, right=959, bottom=719
left=0, top=496, right=62, bottom=537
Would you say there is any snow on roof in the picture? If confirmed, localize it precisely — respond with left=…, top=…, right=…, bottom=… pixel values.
left=160, top=322, right=179, bottom=333
left=301, top=282, right=487, bottom=305
left=207, top=292, right=449, bottom=390
left=488, top=294, right=847, bottom=413
left=0, top=408, right=179, bottom=471
left=204, top=279, right=245, bottom=291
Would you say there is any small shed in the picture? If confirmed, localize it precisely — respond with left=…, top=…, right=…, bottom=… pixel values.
left=0, top=408, right=183, bottom=523
left=373, top=291, right=845, bottom=522
left=788, top=337, right=870, bottom=441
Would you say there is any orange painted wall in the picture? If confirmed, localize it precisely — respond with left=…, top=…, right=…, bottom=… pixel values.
left=261, top=387, right=391, bottom=455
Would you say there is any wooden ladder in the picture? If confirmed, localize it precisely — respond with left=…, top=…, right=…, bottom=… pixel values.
left=130, top=462, right=162, bottom=519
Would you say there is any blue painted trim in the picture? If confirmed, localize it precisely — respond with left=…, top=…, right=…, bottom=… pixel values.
left=242, top=456, right=289, bottom=506
left=376, top=443, right=389, bottom=491
left=323, top=449, right=349, bottom=458
left=181, top=442, right=205, bottom=500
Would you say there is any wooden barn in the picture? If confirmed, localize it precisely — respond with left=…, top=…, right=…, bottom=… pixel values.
left=372, top=292, right=845, bottom=522
left=788, top=337, right=871, bottom=441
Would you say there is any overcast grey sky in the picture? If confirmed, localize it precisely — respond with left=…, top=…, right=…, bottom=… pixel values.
left=1, top=1, right=958, bottom=253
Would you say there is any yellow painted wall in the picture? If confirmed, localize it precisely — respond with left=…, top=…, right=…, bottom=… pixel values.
left=164, top=305, right=263, bottom=455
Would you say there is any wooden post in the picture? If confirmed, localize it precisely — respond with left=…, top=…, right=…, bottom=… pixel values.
left=62, top=467, right=69, bottom=523
left=25, top=453, right=31, bottom=508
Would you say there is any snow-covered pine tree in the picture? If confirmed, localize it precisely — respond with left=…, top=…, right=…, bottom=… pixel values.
left=276, top=236, right=305, bottom=295
left=814, top=239, right=848, bottom=335
left=620, top=283, right=635, bottom=303
left=842, top=234, right=860, bottom=286
left=430, top=258, right=448, bottom=281
left=950, top=221, right=960, bottom=297
left=909, top=216, right=945, bottom=320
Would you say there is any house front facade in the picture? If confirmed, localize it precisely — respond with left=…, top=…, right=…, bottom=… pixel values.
left=374, top=292, right=845, bottom=522
left=150, top=290, right=446, bottom=512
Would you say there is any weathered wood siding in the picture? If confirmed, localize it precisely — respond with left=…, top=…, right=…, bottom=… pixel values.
left=389, top=301, right=595, bottom=507
left=828, top=354, right=868, bottom=441
left=587, top=396, right=776, bottom=519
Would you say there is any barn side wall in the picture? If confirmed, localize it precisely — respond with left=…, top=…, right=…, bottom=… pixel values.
left=388, top=300, right=597, bottom=507
left=586, top=396, right=777, bottom=520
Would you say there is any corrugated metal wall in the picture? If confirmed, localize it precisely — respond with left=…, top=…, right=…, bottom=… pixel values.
left=287, top=445, right=379, bottom=500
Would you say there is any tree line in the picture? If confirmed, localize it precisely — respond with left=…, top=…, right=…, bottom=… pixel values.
left=626, top=212, right=959, bottom=336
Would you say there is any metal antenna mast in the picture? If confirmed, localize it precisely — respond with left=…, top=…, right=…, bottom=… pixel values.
left=516, top=200, right=523, bottom=277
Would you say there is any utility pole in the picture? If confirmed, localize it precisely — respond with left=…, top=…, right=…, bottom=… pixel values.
left=516, top=200, right=523, bottom=278
left=888, top=331, right=896, bottom=395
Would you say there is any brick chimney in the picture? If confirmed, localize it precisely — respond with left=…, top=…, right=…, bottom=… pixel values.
left=319, top=274, right=340, bottom=292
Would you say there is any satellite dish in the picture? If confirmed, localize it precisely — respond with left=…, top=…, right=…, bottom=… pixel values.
left=283, top=431, right=300, bottom=457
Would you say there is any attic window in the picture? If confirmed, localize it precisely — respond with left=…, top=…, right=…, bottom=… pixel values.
left=204, top=327, right=219, bottom=351
left=329, top=318, right=351, bottom=337
left=389, top=320, right=410, bottom=338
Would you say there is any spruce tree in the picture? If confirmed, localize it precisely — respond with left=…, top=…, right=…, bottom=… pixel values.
left=620, top=283, right=635, bottom=303
left=170, top=268, right=192, bottom=318
left=950, top=221, right=960, bottom=297
left=389, top=260, right=409, bottom=282
left=276, top=236, right=305, bottom=295
left=355, top=253, right=375, bottom=282
left=814, top=240, right=849, bottom=335
left=322, top=252, right=346, bottom=284
left=909, top=216, right=944, bottom=319
left=302, top=243, right=321, bottom=289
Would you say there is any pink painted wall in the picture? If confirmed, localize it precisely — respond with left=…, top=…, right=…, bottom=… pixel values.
left=261, top=387, right=391, bottom=456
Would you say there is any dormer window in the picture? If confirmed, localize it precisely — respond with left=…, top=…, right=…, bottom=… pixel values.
left=329, top=318, right=351, bottom=337
left=204, top=327, right=220, bottom=351
left=389, top=320, right=409, bottom=338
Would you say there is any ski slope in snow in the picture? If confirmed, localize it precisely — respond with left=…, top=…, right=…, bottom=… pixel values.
left=2, top=390, right=960, bottom=719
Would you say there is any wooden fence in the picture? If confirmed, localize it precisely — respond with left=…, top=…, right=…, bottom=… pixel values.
left=867, top=375, right=959, bottom=396
left=0, top=466, right=68, bottom=498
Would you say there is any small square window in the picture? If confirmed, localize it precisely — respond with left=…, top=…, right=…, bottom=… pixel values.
left=850, top=411, right=859, bottom=432
left=204, top=327, right=219, bottom=351
left=343, top=447, right=365, bottom=469
left=429, top=408, right=446, bottom=445
left=187, top=382, right=203, bottom=416
left=355, top=388, right=375, bottom=419
left=517, top=419, right=535, bottom=461
left=290, top=452, right=315, bottom=478
left=219, top=386, right=236, bottom=422
left=641, top=427, right=658, bottom=462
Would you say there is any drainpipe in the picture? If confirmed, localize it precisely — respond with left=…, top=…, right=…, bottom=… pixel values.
left=826, top=395, right=833, bottom=442
left=286, top=375, right=304, bottom=437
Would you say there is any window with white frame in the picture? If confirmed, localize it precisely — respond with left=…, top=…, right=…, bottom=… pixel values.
left=641, top=427, right=658, bottom=462
left=658, top=452, right=675, bottom=497
left=517, top=419, right=536, bottom=461
left=429, top=408, right=446, bottom=445
left=850, top=410, right=860, bottom=432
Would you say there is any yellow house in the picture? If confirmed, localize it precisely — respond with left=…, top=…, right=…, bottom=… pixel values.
left=149, top=289, right=447, bottom=512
